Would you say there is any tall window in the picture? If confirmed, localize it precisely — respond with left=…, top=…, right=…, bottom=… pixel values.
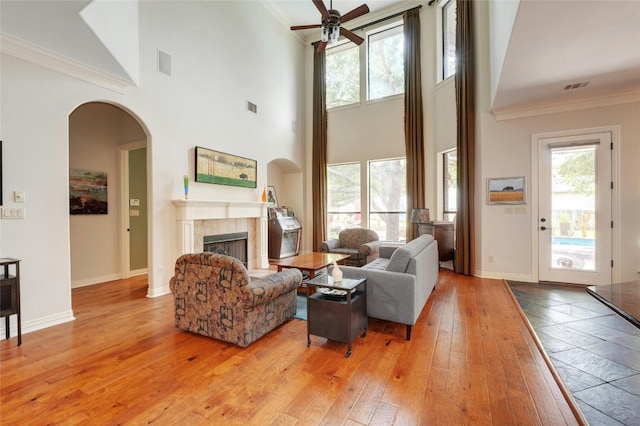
left=326, top=44, right=360, bottom=109
left=369, top=158, right=407, bottom=242
left=326, top=21, right=404, bottom=109
left=327, top=163, right=361, bottom=239
left=442, top=0, right=457, bottom=80
left=443, top=149, right=457, bottom=222
left=367, top=24, right=404, bottom=100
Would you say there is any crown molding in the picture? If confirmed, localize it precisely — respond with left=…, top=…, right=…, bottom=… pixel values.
left=493, top=91, right=640, bottom=121
left=0, top=32, right=135, bottom=94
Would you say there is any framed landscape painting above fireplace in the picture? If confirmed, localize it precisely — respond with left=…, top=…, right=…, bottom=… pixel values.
left=195, top=146, right=257, bottom=188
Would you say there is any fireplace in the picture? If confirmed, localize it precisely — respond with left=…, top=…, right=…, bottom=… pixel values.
left=173, top=199, right=270, bottom=269
left=204, top=232, right=248, bottom=267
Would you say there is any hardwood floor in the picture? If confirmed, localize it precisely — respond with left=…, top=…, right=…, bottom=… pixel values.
left=1, top=271, right=584, bottom=425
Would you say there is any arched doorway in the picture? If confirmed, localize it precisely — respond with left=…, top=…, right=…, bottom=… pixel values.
left=68, top=102, right=151, bottom=292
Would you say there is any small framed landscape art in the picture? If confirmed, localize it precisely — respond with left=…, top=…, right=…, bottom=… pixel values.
left=487, top=176, right=526, bottom=205
left=69, top=168, right=108, bottom=214
left=266, top=185, right=278, bottom=206
left=195, top=146, right=257, bottom=188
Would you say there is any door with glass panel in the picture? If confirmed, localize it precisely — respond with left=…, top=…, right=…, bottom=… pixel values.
left=537, top=132, right=612, bottom=285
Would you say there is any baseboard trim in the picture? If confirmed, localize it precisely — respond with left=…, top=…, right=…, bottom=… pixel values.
left=72, top=273, right=121, bottom=288
left=0, top=310, right=75, bottom=338
left=129, top=268, right=148, bottom=277
left=474, top=270, right=536, bottom=282
left=147, top=285, right=171, bottom=298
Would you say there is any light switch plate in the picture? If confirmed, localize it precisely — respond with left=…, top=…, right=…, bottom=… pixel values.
left=14, top=191, right=25, bottom=203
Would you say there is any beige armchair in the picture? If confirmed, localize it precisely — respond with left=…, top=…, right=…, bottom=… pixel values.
left=169, top=253, right=302, bottom=347
left=319, top=228, right=381, bottom=267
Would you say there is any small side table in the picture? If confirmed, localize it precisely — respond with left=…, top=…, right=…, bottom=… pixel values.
left=421, top=221, right=455, bottom=262
left=304, top=275, right=367, bottom=358
left=1, top=258, right=21, bottom=346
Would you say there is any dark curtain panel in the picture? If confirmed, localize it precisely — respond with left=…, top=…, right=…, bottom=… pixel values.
left=454, top=0, right=476, bottom=275
left=312, top=43, right=328, bottom=250
left=403, top=8, right=425, bottom=242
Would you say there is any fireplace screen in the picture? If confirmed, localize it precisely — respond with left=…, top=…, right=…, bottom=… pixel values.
left=203, top=232, right=248, bottom=267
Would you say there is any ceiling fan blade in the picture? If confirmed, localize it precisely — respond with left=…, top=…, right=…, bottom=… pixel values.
left=340, top=4, right=369, bottom=23
left=316, top=41, right=327, bottom=53
left=312, top=0, right=330, bottom=18
left=291, top=24, right=322, bottom=31
left=340, top=28, right=364, bottom=45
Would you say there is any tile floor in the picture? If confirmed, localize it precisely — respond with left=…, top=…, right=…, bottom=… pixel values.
left=508, top=281, right=640, bottom=426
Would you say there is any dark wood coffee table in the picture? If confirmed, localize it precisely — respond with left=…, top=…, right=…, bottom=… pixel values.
left=587, top=280, right=640, bottom=328
left=272, top=252, right=350, bottom=279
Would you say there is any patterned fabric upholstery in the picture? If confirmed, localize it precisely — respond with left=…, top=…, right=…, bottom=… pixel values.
left=319, top=228, right=381, bottom=267
left=169, top=253, right=302, bottom=347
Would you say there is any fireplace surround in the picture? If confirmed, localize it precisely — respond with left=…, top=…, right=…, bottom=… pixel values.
left=173, top=199, right=269, bottom=269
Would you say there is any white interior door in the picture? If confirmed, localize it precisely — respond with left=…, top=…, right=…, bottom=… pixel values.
left=537, top=132, right=612, bottom=285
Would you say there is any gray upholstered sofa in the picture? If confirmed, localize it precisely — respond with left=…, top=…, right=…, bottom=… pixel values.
left=336, top=234, right=439, bottom=340
left=319, top=228, right=381, bottom=267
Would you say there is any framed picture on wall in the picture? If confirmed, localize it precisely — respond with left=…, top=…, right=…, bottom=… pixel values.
left=69, top=168, right=108, bottom=214
left=266, top=185, right=278, bottom=206
left=487, top=176, right=526, bottom=204
left=194, top=146, right=257, bottom=188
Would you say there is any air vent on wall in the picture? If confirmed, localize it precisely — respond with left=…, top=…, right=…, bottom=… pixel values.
left=247, top=101, right=257, bottom=114
left=158, top=50, right=172, bottom=76
left=563, top=81, right=589, bottom=91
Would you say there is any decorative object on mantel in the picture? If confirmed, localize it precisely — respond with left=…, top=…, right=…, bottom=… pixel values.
left=410, top=208, right=430, bottom=235
left=69, top=168, right=108, bottom=215
left=266, top=185, right=278, bottom=206
left=194, top=146, right=257, bottom=189
left=261, top=185, right=267, bottom=203
left=183, top=175, right=189, bottom=199
left=331, top=260, right=343, bottom=282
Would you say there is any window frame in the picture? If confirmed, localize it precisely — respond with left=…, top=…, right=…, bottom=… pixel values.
left=442, top=148, right=457, bottom=222
left=325, top=41, right=362, bottom=109
left=438, top=0, right=457, bottom=83
left=326, top=162, right=362, bottom=239
left=367, top=157, right=407, bottom=243
left=326, top=19, right=405, bottom=111
left=366, top=22, right=405, bottom=102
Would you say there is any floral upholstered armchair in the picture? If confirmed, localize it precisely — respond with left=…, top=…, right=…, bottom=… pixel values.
left=319, top=228, right=381, bottom=267
left=169, top=253, right=302, bottom=347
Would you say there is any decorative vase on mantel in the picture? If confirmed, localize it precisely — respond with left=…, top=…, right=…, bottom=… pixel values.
left=332, top=261, right=343, bottom=283
left=261, top=186, right=267, bottom=203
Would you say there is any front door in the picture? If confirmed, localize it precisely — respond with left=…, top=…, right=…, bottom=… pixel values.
left=537, top=131, right=613, bottom=285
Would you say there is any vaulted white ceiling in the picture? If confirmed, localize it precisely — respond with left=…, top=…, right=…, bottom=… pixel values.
left=2, top=0, right=639, bottom=116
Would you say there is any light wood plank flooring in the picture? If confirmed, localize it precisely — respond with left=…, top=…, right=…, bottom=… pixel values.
left=1, top=270, right=584, bottom=425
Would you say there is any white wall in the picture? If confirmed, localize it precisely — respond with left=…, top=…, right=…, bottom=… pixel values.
left=0, top=1, right=306, bottom=335
left=300, top=1, right=640, bottom=283
left=474, top=0, right=640, bottom=282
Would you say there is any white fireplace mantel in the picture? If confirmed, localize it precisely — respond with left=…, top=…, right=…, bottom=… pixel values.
left=173, top=199, right=270, bottom=268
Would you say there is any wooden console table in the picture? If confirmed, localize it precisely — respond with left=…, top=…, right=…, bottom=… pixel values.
left=1, top=258, right=21, bottom=346
left=420, top=221, right=454, bottom=262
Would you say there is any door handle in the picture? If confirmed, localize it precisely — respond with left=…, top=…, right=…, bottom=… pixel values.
left=540, top=226, right=551, bottom=231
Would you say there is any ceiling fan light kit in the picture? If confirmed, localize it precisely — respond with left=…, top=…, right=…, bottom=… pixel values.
left=291, top=0, right=370, bottom=52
